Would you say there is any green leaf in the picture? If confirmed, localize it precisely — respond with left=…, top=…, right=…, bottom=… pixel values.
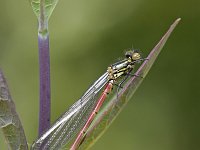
left=30, top=0, right=59, bottom=20
left=0, top=70, right=28, bottom=150
left=78, top=18, right=181, bottom=149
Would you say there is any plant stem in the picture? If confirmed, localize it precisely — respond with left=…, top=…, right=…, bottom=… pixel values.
left=38, top=33, right=51, bottom=136
left=38, top=0, right=51, bottom=136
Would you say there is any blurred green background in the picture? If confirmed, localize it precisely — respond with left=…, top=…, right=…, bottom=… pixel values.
left=0, top=0, right=199, bottom=149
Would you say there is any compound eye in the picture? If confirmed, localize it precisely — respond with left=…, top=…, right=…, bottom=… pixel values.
left=132, top=52, right=141, bottom=60
left=125, top=51, right=133, bottom=58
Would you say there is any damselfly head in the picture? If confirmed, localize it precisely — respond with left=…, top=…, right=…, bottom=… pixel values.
left=125, top=50, right=141, bottom=61
left=132, top=52, right=141, bottom=60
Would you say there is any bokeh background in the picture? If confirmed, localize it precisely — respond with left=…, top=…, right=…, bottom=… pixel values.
left=0, top=0, right=199, bottom=149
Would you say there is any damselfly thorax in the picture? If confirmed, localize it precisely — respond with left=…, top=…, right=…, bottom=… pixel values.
left=107, top=50, right=141, bottom=81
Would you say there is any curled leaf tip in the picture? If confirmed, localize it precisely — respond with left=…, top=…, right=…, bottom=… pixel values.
left=172, top=18, right=181, bottom=27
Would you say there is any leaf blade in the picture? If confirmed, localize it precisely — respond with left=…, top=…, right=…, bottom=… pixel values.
left=30, top=0, right=59, bottom=20
left=0, top=70, right=28, bottom=150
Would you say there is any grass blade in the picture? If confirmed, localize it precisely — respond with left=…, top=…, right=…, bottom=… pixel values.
left=79, top=18, right=181, bottom=149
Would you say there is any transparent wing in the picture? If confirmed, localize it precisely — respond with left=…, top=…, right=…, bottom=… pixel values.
left=31, top=72, right=109, bottom=150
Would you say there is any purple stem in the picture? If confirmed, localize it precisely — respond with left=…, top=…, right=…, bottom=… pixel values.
left=38, top=33, right=51, bottom=136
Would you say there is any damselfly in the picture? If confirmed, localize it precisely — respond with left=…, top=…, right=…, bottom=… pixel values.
left=31, top=49, right=144, bottom=150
